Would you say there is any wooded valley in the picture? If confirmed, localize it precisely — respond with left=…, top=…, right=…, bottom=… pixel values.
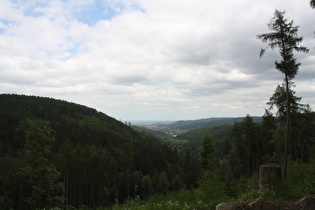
left=1, top=94, right=315, bottom=209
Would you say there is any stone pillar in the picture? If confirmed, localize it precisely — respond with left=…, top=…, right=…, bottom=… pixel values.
left=259, top=163, right=281, bottom=189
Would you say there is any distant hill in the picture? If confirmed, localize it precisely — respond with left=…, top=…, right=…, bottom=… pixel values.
left=132, top=125, right=173, bottom=140
left=137, top=116, right=262, bottom=136
left=0, top=94, right=127, bottom=134
left=134, top=117, right=263, bottom=157
left=168, top=116, right=262, bottom=130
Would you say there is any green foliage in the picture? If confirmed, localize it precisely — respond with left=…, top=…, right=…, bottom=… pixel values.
left=167, top=138, right=189, bottom=147
left=267, top=82, right=303, bottom=120
left=161, top=117, right=262, bottom=131
left=177, top=124, right=233, bottom=156
left=0, top=94, right=201, bottom=209
left=105, top=154, right=315, bottom=210
left=269, top=126, right=285, bottom=160
left=225, top=115, right=262, bottom=178
left=20, top=119, right=65, bottom=209
left=258, top=10, right=309, bottom=79
left=280, top=157, right=315, bottom=198
left=1, top=94, right=315, bottom=209
left=197, top=170, right=226, bottom=204
left=258, top=9, right=309, bottom=180
left=141, top=175, right=153, bottom=199
left=239, top=187, right=276, bottom=204
left=132, top=125, right=173, bottom=141
left=170, top=175, right=184, bottom=191
left=180, top=148, right=201, bottom=188
left=236, top=157, right=315, bottom=203
left=156, top=171, right=170, bottom=194
left=236, top=173, right=275, bottom=203
left=269, top=158, right=315, bottom=202
left=200, top=134, right=216, bottom=171
left=267, top=84, right=315, bottom=163
left=122, top=189, right=213, bottom=210
left=0, top=155, right=22, bottom=209
left=262, top=109, right=277, bottom=163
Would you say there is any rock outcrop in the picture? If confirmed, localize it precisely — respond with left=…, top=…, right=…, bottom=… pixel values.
left=294, top=196, right=315, bottom=210
left=247, top=197, right=286, bottom=209
left=216, top=196, right=315, bottom=210
left=216, top=202, right=241, bottom=210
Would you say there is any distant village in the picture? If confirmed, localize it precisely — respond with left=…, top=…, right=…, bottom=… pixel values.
left=145, top=125, right=188, bottom=137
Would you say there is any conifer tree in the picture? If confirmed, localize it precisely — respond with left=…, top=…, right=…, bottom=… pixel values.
left=20, top=119, right=65, bottom=209
left=200, top=134, right=216, bottom=171
left=257, top=9, right=309, bottom=180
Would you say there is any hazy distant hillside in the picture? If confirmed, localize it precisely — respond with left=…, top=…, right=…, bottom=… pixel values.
left=139, top=116, right=262, bottom=136
left=169, top=117, right=262, bottom=130
left=133, top=118, right=238, bottom=157
left=132, top=125, right=173, bottom=140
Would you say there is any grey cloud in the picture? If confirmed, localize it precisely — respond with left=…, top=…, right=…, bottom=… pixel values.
left=1, top=0, right=315, bottom=121
left=111, top=75, right=148, bottom=85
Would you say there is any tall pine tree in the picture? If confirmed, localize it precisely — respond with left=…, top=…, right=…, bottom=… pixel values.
left=257, top=9, right=309, bottom=180
left=200, top=134, right=216, bottom=171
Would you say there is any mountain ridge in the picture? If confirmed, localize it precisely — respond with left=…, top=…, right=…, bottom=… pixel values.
left=136, top=116, right=262, bottom=136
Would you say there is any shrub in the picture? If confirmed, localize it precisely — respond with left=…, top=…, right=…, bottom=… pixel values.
left=197, top=170, right=226, bottom=206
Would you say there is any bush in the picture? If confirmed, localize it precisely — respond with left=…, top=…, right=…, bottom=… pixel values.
left=197, top=170, right=226, bottom=206
left=237, top=172, right=275, bottom=203
left=273, top=156, right=315, bottom=200
left=120, top=190, right=210, bottom=210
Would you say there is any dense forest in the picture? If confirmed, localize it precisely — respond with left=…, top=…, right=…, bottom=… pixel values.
left=0, top=94, right=201, bottom=209
left=1, top=93, right=315, bottom=209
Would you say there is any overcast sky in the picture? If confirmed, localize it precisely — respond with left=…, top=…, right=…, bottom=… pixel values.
left=0, top=0, right=314, bottom=121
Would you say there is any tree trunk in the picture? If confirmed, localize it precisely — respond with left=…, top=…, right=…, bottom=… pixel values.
left=284, top=73, right=291, bottom=180
left=3, top=185, right=6, bottom=210
left=19, top=184, right=22, bottom=210
left=301, top=142, right=304, bottom=163
left=259, top=163, right=281, bottom=189
left=66, top=164, right=69, bottom=208
left=248, top=139, right=250, bottom=177
left=127, top=167, right=130, bottom=199
left=293, top=136, right=298, bottom=161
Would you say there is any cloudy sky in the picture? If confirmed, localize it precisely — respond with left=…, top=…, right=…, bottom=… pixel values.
left=0, top=0, right=314, bottom=121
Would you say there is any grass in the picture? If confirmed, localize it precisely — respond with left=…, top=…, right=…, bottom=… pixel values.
left=109, top=190, right=215, bottom=210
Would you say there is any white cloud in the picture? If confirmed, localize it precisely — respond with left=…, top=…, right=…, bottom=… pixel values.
left=0, top=0, right=314, bottom=121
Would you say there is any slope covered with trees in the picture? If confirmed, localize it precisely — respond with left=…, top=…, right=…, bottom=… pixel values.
left=0, top=94, right=201, bottom=209
left=131, top=125, right=173, bottom=141
left=169, top=117, right=262, bottom=131
left=138, top=117, right=262, bottom=133
left=175, top=124, right=233, bottom=156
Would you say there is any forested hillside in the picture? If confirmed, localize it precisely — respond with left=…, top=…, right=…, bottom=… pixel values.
left=0, top=94, right=201, bottom=209
left=131, top=125, right=173, bottom=141
left=167, top=117, right=262, bottom=130
left=139, top=124, right=232, bottom=155
left=135, top=117, right=262, bottom=139
left=2, top=94, right=315, bottom=209
left=176, top=125, right=233, bottom=157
